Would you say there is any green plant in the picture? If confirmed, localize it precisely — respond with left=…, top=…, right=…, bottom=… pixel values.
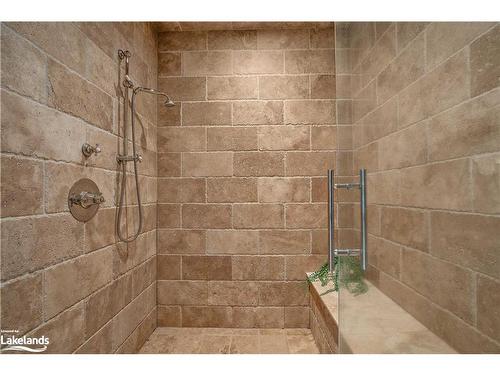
left=307, top=256, right=368, bottom=296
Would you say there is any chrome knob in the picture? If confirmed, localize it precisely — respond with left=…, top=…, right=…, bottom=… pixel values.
left=82, top=143, right=101, bottom=158
left=136, top=154, right=143, bottom=163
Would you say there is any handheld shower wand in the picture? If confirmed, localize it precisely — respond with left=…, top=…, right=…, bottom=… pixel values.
left=116, top=50, right=175, bottom=243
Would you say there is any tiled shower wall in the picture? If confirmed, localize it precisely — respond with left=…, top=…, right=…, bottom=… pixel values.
left=155, top=25, right=351, bottom=328
left=0, top=22, right=158, bottom=353
left=338, top=22, right=500, bottom=352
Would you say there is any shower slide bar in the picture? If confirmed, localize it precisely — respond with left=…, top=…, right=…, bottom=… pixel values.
left=327, top=169, right=367, bottom=273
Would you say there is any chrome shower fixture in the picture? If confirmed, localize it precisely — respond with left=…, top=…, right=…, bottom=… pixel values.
left=116, top=49, right=175, bottom=243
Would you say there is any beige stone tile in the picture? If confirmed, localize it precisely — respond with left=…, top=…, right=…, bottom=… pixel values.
left=285, top=100, right=335, bottom=124
left=399, top=49, right=469, bottom=127
left=182, top=255, right=232, bottom=280
left=311, top=75, right=336, bottom=99
left=337, top=101, right=353, bottom=125
left=369, top=236, right=401, bottom=279
left=472, top=154, right=500, bottom=214
left=158, top=31, right=206, bottom=51
left=285, top=50, right=334, bottom=74
left=1, top=155, right=43, bottom=217
left=284, top=307, right=310, bottom=328
left=258, top=126, right=310, bottom=151
left=311, top=229, right=328, bottom=254
left=1, top=24, right=47, bottom=103
left=44, top=246, right=114, bottom=319
left=157, top=229, right=206, bottom=254
left=470, top=25, right=500, bottom=97
left=380, top=207, right=428, bottom=251
left=257, top=29, right=309, bottom=49
left=233, top=204, right=284, bottom=229
left=310, top=27, right=335, bottom=48
left=207, top=178, right=258, bottom=203
left=157, top=255, right=181, bottom=280
left=430, top=211, right=500, bottom=279
left=285, top=204, right=327, bottom=229
left=158, top=204, right=181, bottom=228
left=354, top=142, right=378, bottom=173
left=85, top=274, right=132, bottom=337
left=208, top=281, right=259, bottom=306
left=157, top=178, right=205, bottom=203
left=258, top=76, right=309, bottom=99
left=368, top=170, right=401, bottom=205
left=207, top=77, right=258, bottom=100
left=198, top=335, right=232, bottom=353
left=426, top=22, right=495, bottom=70
left=7, top=22, right=87, bottom=80
left=477, top=275, right=500, bottom=342
left=158, top=153, right=181, bottom=177
left=1, top=214, right=84, bottom=280
left=258, top=177, right=309, bottom=203
left=259, top=281, right=308, bottom=306
left=182, top=152, right=233, bottom=177
left=207, top=127, right=258, bottom=151
left=47, top=59, right=113, bottom=131
left=32, top=304, right=85, bottom=354
left=428, top=88, right=500, bottom=162
left=360, top=96, right=398, bottom=145
left=353, top=80, right=377, bottom=123
left=182, top=102, right=232, bottom=126
left=401, top=248, right=474, bottom=323
left=376, top=33, right=425, bottom=104
left=0, top=273, right=43, bottom=334
left=311, top=126, right=336, bottom=150
left=378, top=122, right=427, bottom=170
left=84, top=207, right=116, bottom=252
left=259, top=230, right=310, bottom=255
left=311, top=177, right=328, bottom=202
left=157, top=127, right=205, bottom=152
left=287, top=332, right=319, bottom=353
left=116, top=307, right=157, bottom=354
left=233, top=101, right=283, bottom=125
left=396, top=22, right=428, bottom=51
left=256, top=307, right=285, bottom=329
left=158, top=77, right=206, bottom=101
left=207, top=230, right=259, bottom=255
left=158, top=100, right=181, bottom=126
left=208, top=30, right=257, bottom=50
left=232, top=256, right=285, bottom=280
left=230, top=335, right=260, bottom=353
left=234, top=151, right=284, bottom=177
left=157, top=280, right=208, bottom=305
left=285, top=255, right=326, bottom=280
left=1, top=89, right=86, bottom=163
left=231, top=309, right=258, bottom=328
left=157, top=306, right=181, bottom=327
left=183, top=51, right=232, bottom=76
left=285, top=151, right=335, bottom=176
left=361, top=24, right=396, bottom=84
left=233, top=51, right=284, bottom=74
left=400, top=159, right=472, bottom=210
left=182, top=204, right=232, bottom=229
left=158, top=52, right=181, bottom=76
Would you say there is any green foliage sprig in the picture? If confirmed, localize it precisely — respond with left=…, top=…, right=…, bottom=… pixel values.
left=307, top=256, right=368, bottom=296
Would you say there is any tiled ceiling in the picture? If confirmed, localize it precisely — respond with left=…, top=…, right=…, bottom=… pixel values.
left=153, top=22, right=334, bottom=32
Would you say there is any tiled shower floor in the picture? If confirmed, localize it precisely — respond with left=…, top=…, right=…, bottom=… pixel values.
left=139, top=328, right=319, bottom=354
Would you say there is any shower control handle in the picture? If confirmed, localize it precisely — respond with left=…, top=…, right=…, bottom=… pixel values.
left=82, top=143, right=101, bottom=157
left=69, top=191, right=105, bottom=209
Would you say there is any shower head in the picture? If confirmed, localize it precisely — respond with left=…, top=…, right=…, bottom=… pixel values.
left=133, top=87, right=175, bottom=107
left=164, top=98, right=175, bottom=107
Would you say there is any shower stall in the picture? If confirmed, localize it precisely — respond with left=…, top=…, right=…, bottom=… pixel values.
left=0, top=21, right=499, bottom=354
